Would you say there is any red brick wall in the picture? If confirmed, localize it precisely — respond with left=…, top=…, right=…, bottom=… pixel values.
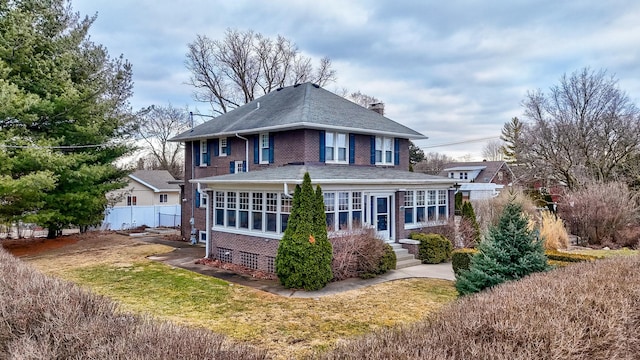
left=210, top=231, right=280, bottom=272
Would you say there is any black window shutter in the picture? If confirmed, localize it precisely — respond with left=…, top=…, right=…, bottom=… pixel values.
left=349, top=133, right=355, bottom=164
left=194, top=141, right=200, bottom=166
left=253, top=136, right=259, bottom=164
left=226, top=137, right=231, bottom=156
left=370, top=136, right=376, bottom=165
left=213, top=138, right=219, bottom=157
left=394, top=138, right=400, bottom=165
left=242, top=161, right=246, bottom=172
left=195, top=190, right=200, bottom=208
left=268, top=134, right=275, bottom=163
left=229, top=161, right=235, bottom=174
left=319, top=130, right=326, bottom=162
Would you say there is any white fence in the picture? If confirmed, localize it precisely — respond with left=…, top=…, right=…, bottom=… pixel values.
left=102, top=205, right=181, bottom=230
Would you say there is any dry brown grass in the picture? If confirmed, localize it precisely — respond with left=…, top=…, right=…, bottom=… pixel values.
left=540, top=211, right=569, bottom=250
left=0, top=247, right=266, bottom=360
left=319, top=255, right=640, bottom=359
left=18, top=233, right=456, bottom=359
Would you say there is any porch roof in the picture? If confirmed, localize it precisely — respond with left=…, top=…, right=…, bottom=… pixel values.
left=191, top=164, right=457, bottom=186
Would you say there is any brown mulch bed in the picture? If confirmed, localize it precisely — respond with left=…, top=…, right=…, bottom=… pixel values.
left=1, top=235, right=81, bottom=257
left=195, top=258, right=278, bottom=280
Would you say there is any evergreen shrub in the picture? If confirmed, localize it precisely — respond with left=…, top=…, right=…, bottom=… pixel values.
left=452, top=248, right=478, bottom=276
left=411, top=233, right=453, bottom=264
left=275, top=172, right=333, bottom=291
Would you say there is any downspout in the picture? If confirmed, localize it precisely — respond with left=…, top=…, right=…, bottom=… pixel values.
left=235, top=133, right=249, bottom=172
left=283, top=183, right=293, bottom=198
left=197, top=182, right=211, bottom=258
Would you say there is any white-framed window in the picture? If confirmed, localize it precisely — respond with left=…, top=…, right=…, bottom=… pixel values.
left=127, top=196, right=137, bottom=206
left=260, top=133, right=269, bottom=164
left=324, top=192, right=336, bottom=231
left=375, top=136, right=394, bottom=165
left=219, top=138, right=228, bottom=156
left=238, top=192, right=249, bottom=229
left=266, top=193, right=278, bottom=232
left=235, top=161, right=245, bottom=173
left=325, top=132, right=348, bottom=163
left=323, top=191, right=364, bottom=232
left=159, top=193, right=168, bottom=203
left=214, top=191, right=225, bottom=226
left=459, top=172, right=468, bottom=180
left=404, top=189, right=448, bottom=228
left=199, top=231, right=207, bottom=243
left=280, top=195, right=292, bottom=233
left=200, top=191, right=208, bottom=208
left=252, top=192, right=263, bottom=230
left=226, top=191, right=236, bottom=227
left=200, top=140, right=208, bottom=166
left=449, top=172, right=454, bottom=178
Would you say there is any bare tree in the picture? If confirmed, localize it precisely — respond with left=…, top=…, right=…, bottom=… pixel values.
left=481, top=139, right=505, bottom=161
left=520, top=68, right=640, bottom=190
left=413, top=152, right=456, bottom=175
left=136, top=104, right=190, bottom=179
left=186, top=29, right=336, bottom=115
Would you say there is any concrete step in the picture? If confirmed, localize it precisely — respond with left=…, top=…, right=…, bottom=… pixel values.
left=396, top=258, right=423, bottom=269
left=389, top=242, right=421, bottom=269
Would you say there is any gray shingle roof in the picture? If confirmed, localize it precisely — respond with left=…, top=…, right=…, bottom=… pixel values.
left=130, top=170, right=180, bottom=192
left=171, top=83, right=426, bottom=141
left=438, top=161, right=507, bottom=183
left=193, top=165, right=455, bottom=186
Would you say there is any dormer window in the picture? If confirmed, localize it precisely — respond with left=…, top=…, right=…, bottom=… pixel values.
left=459, top=172, right=468, bottom=180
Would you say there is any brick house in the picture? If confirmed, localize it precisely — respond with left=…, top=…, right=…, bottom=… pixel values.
left=170, top=82, right=457, bottom=272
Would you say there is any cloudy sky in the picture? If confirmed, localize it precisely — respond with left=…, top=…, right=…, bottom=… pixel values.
left=73, top=0, right=640, bottom=159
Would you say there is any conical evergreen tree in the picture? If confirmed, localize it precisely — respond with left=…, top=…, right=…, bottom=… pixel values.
left=456, top=201, right=549, bottom=296
left=275, top=172, right=333, bottom=290
left=462, top=201, right=481, bottom=243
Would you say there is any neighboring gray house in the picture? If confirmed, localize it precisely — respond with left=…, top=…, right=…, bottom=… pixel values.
left=170, top=82, right=456, bottom=272
left=437, top=161, right=515, bottom=200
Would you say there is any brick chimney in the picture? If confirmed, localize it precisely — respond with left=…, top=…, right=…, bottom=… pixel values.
left=368, top=102, right=384, bottom=116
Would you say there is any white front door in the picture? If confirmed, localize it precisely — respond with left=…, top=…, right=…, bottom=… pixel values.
left=369, top=193, right=393, bottom=242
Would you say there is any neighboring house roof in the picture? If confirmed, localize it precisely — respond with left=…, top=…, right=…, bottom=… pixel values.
left=193, top=164, right=455, bottom=186
left=129, top=170, right=180, bottom=192
left=438, top=161, right=509, bottom=183
left=170, top=82, right=426, bottom=142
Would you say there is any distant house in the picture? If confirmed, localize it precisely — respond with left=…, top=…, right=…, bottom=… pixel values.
left=437, top=161, right=514, bottom=201
left=170, top=82, right=457, bottom=272
left=103, top=170, right=181, bottom=230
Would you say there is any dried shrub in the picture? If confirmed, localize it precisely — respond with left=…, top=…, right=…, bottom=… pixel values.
left=329, top=228, right=391, bottom=281
left=320, top=255, right=640, bottom=360
left=0, top=248, right=267, bottom=360
left=558, top=182, right=640, bottom=246
left=539, top=211, right=569, bottom=250
left=473, top=187, right=538, bottom=234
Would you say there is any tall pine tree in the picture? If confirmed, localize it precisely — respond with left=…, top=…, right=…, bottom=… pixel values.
left=275, top=172, right=333, bottom=290
left=0, top=0, right=135, bottom=236
left=456, top=201, right=549, bottom=296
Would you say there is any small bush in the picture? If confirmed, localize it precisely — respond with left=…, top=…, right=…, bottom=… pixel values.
left=451, top=248, right=478, bottom=276
left=375, top=244, right=397, bottom=274
left=411, top=233, right=452, bottom=264
left=473, top=187, right=539, bottom=234
left=539, top=211, right=569, bottom=250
